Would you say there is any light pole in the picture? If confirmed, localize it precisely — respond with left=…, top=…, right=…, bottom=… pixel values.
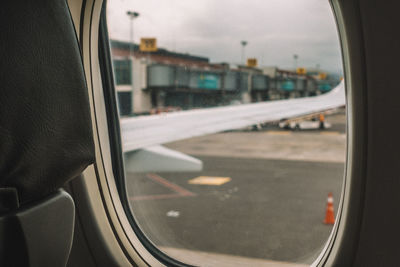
left=127, top=10, right=139, bottom=114
left=316, top=63, right=321, bottom=73
left=293, top=54, right=298, bottom=70
left=127, top=11, right=140, bottom=59
left=241, top=40, right=248, bottom=65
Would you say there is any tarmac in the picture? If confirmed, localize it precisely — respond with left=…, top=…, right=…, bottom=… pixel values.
left=126, top=112, right=346, bottom=266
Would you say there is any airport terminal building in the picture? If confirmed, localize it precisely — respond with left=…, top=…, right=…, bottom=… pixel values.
left=110, top=40, right=337, bottom=116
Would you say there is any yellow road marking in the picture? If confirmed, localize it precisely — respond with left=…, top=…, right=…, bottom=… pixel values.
left=188, top=176, right=231, bottom=186
left=320, top=131, right=341, bottom=135
left=267, top=131, right=292, bottom=135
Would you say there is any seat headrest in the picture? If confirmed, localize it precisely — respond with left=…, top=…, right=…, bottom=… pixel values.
left=0, top=0, right=95, bottom=207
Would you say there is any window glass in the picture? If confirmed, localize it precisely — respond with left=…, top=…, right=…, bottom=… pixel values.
left=113, top=59, right=132, bottom=85
left=107, top=1, right=345, bottom=265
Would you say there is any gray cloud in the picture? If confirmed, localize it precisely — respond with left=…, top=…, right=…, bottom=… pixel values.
left=108, top=0, right=342, bottom=73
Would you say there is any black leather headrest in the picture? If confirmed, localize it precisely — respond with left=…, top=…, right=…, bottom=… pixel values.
left=0, top=0, right=95, bottom=207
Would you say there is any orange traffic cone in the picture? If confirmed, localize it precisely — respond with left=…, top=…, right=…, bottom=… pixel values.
left=324, top=193, right=335, bottom=224
left=319, top=114, right=325, bottom=129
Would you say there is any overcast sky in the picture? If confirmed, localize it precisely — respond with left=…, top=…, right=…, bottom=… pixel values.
left=107, top=0, right=343, bottom=74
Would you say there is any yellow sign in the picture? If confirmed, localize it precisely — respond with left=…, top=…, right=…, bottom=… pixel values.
left=296, top=67, right=307, bottom=75
left=140, top=38, right=157, bottom=52
left=247, top=58, right=257, bottom=67
left=319, top=72, right=327, bottom=80
left=188, top=176, right=231, bottom=186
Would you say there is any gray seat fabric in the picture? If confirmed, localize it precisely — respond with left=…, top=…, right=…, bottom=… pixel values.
left=0, top=0, right=95, bottom=208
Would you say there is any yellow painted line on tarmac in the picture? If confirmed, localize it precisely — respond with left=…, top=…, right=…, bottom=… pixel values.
left=266, top=131, right=292, bottom=135
left=188, top=176, right=231, bottom=186
left=320, top=131, right=341, bottom=135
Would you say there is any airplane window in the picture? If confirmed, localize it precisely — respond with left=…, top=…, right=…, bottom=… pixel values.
left=106, top=0, right=345, bottom=265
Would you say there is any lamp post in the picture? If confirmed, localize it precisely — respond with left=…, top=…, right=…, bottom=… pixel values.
left=316, top=63, right=321, bottom=73
left=241, top=40, right=248, bottom=65
left=127, top=10, right=139, bottom=114
left=293, top=54, right=298, bottom=70
left=127, top=11, right=140, bottom=59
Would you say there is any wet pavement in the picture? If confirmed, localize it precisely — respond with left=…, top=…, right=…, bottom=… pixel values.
left=126, top=112, right=346, bottom=265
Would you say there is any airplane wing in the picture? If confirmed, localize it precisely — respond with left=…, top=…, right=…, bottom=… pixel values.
left=122, top=81, right=345, bottom=173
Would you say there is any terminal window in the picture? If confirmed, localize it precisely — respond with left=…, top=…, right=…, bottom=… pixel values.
left=113, top=59, right=132, bottom=85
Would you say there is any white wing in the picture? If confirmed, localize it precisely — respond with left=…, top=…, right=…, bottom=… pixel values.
left=121, top=81, right=345, bottom=152
left=121, top=81, right=345, bottom=173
